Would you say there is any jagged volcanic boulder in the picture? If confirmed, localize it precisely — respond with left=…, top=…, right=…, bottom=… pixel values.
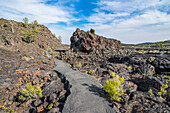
left=70, top=28, right=121, bottom=52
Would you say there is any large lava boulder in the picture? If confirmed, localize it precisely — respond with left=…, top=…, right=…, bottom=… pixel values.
left=70, top=28, right=121, bottom=52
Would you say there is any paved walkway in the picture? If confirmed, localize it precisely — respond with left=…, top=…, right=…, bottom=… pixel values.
left=54, top=59, right=115, bottom=113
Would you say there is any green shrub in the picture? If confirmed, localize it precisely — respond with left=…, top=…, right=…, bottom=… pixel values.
left=103, top=75, right=125, bottom=101
left=88, top=70, right=94, bottom=75
left=77, top=62, right=82, bottom=67
left=128, top=66, right=132, bottom=72
left=110, top=72, right=115, bottom=77
left=148, top=89, right=155, bottom=96
left=23, top=17, right=28, bottom=28
left=148, top=84, right=168, bottom=102
left=22, top=32, right=37, bottom=43
left=160, top=84, right=168, bottom=94
left=19, top=83, right=43, bottom=100
left=148, top=57, right=155, bottom=62
left=48, top=103, right=53, bottom=110
left=32, top=20, right=39, bottom=31
left=58, top=35, right=62, bottom=42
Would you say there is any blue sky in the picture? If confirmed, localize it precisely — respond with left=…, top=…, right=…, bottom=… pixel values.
left=0, top=0, right=170, bottom=44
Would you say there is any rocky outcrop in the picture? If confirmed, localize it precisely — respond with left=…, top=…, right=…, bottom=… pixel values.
left=0, top=18, right=68, bottom=56
left=70, top=28, right=121, bottom=52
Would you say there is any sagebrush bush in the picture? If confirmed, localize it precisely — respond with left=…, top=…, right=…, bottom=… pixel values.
left=22, top=32, right=37, bottom=43
left=19, top=83, right=43, bottom=100
left=148, top=57, right=155, bottom=62
left=103, top=75, right=125, bottom=101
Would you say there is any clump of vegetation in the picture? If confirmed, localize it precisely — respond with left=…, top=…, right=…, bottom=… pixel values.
left=148, top=84, right=168, bottom=102
left=128, top=66, right=132, bottom=72
left=138, top=50, right=146, bottom=54
left=48, top=103, right=53, bottom=110
left=148, top=89, right=155, bottom=96
left=77, top=62, right=82, bottom=67
left=160, top=84, right=168, bottom=94
left=88, top=70, right=94, bottom=75
left=148, top=57, right=155, bottom=62
left=167, top=75, right=170, bottom=82
left=110, top=72, right=115, bottom=77
left=46, top=54, right=49, bottom=58
left=103, top=75, right=125, bottom=101
left=158, top=84, right=168, bottom=101
left=19, top=83, right=43, bottom=100
left=21, top=31, right=37, bottom=43
left=22, top=56, right=34, bottom=61
left=23, top=17, right=29, bottom=28
left=57, top=35, right=62, bottom=42
left=1, top=105, right=7, bottom=110
left=32, top=20, right=40, bottom=32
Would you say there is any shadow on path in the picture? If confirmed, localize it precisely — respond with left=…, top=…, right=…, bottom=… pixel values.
left=82, top=83, right=107, bottom=99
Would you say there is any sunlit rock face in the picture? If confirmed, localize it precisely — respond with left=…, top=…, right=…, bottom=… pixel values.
left=70, top=28, right=121, bottom=52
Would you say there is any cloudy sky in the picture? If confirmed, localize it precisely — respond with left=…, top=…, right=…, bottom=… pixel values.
left=0, top=0, right=170, bottom=44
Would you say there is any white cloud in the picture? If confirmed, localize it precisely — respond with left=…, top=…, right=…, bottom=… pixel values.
left=0, top=0, right=79, bottom=24
left=97, top=0, right=170, bottom=13
left=87, top=12, right=129, bottom=24
left=85, top=10, right=170, bottom=44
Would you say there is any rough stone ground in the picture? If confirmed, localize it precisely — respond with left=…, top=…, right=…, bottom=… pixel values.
left=54, top=59, right=115, bottom=113
left=0, top=48, right=69, bottom=113
left=57, top=48, right=170, bottom=113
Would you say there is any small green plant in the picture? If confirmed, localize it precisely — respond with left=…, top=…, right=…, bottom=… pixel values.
left=23, top=17, right=29, bottom=28
left=149, top=84, right=168, bottom=102
left=148, top=89, right=155, bottom=96
left=53, top=33, right=56, bottom=38
left=148, top=57, right=155, bottom=62
left=158, top=91, right=162, bottom=96
left=167, top=75, right=170, bottom=82
left=48, top=103, right=53, bottom=110
left=77, top=62, right=82, bottom=67
left=22, top=56, right=34, bottom=61
left=88, top=70, right=94, bottom=75
left=46, top=54, right=49, bottom=58
left=103, top=75, right=125, bottom=101
left=110, top=72, right=115, bottom=77
left=32, top=20, right=39, bottom=32
left=149, top=73, right=155, bottom=76
left=128, top=66, right=132, bottom=72
left=22, top=32, right=37, bottom=43
left=160, top=84, right=168, bottom=94
left=6, top=108, right=14, bottom=113
left=160, top=96, right=165, bottom=101
left=58, top=35, right=62, bottom=42
left=1, top=105, right=7, bottom=110
left=19, top=83, right=43, bottom=100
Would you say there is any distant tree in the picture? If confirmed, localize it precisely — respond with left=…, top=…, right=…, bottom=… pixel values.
left=23, top=17, right=29, bottom=28
left=33, top=20, right=38, bottom=25
left=32, top=20, right=39, bottom=31
left=53, top=33, right=56, bottom=38
left=58, top=35, right=62, bottom=43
